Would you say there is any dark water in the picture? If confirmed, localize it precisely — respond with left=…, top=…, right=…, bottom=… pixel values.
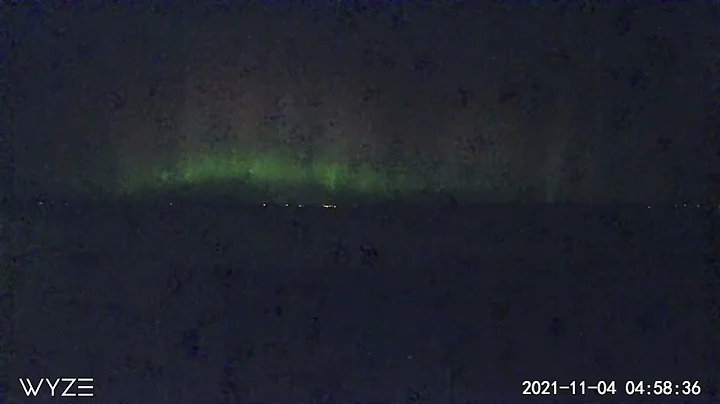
left=5, top=201, right=716, bottom=403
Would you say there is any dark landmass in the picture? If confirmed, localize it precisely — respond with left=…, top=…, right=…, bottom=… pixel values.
left=5, top=197, right=716, bottom=403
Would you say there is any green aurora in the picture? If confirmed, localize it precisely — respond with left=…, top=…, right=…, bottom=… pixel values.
left=117, top=149, right=503, bottom=203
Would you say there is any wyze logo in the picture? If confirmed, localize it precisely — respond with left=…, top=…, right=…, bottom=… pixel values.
left=19, top=378, right=94, bottom=397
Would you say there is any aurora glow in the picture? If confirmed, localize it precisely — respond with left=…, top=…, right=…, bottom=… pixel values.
left=117, top=148, right=494, bottom=203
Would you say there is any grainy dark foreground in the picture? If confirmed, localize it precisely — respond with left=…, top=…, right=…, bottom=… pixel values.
left=6, top=201, right=716, bottom=403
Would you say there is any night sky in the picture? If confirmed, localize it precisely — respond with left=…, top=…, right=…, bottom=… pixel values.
left=4, top=3, right=720, bottom=402
left=5, top=2, right=717, bottom=202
